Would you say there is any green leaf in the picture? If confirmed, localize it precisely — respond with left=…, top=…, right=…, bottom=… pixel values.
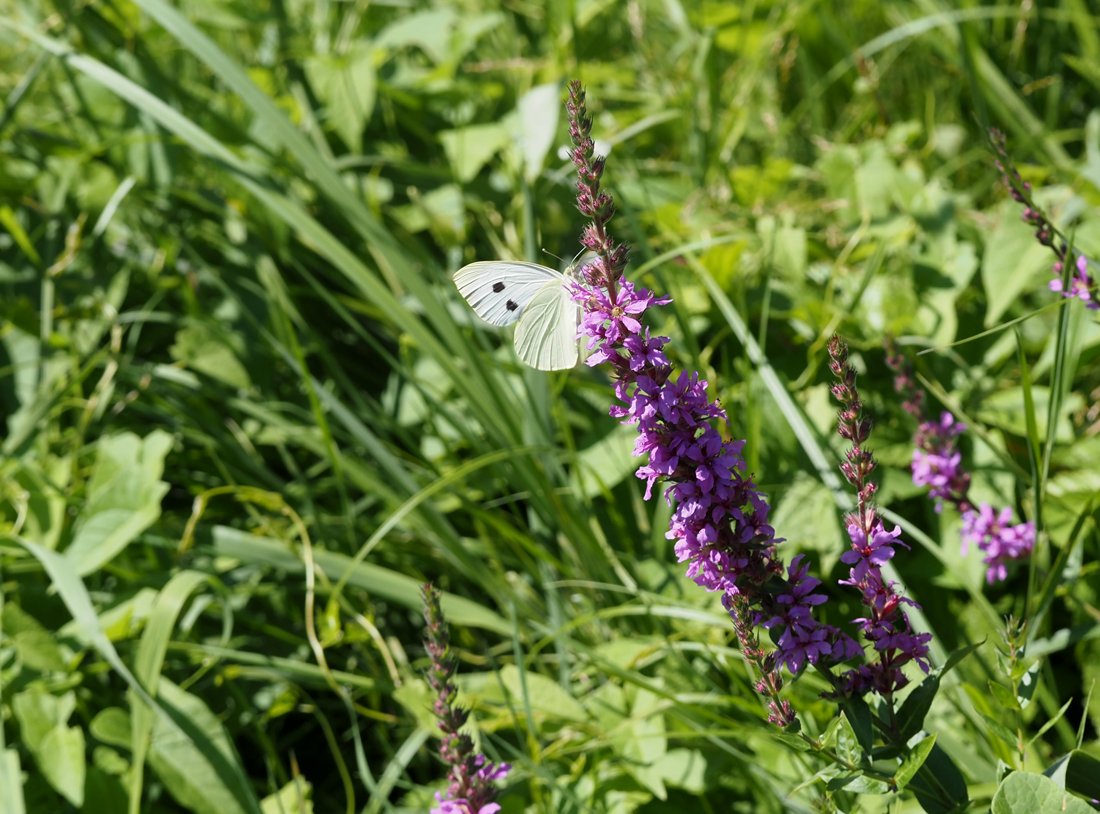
left=834, top=713, right=863, bottom=765
left=896, top=735, right=937, bottom=791
left=940, top=639, right=985, bottom=675
left=981, top=202, right=1055, bottom=326
left=0, top=749, right=26, bottom=814
left=304, top=44, right=376, bottom=150
left=988, top=680, right=1020, bottom=712
left=84, top=767, right=128, bottom=814
left=772, top=474, right=839, bottom=563
left=621, top=688, right=668, bottom=799
left=895, top=674, right=940, bottom=742
left=572, top=424, right=638, bottom=498
left=260, top=778, right=313, bottom=814
left=908, top=743, right=969, bottom=814
left=513, top=83, right=560, bottom=183
left=497, top=665, right=587, bottom=723
left=839, top=697, right=874, bottom=756
left=12, top=687, right=71, bottom=750
left=90, top=708, right=132, bottom=749
left=991, top=771, right=1093, bottom=814
left=2, top=604, right=67, bottom=672
left=147, top=679, right=259, bottom=814
left=439, top=122, right=511, bottom=183
left=1045, top=750, right=1100, bottom=804
left=130, top=570, right=211, bottom=809
left=65, top=431, right=173, bottom=576
left=169, top=323, right=252, bottom=389
left=838, top=773, right=892, bottom=795
left=12, top=689, right=84, bottom=806
left=652, top=749, right=706, bottom=794
left=38, top=724, right=86, bottom=806
left=374, top=7, right=457, bottom=63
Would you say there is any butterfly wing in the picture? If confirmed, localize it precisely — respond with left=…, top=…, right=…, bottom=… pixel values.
left=453, top=261, right=564, bottom=327
left=513, top=280, right=580, bottom=371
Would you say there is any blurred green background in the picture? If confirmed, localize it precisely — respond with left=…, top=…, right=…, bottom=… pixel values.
left=1, top=0, right=1099, bottom=811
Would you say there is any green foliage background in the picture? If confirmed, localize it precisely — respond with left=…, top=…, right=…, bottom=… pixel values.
left=1, top=0, right=1099, bottom=811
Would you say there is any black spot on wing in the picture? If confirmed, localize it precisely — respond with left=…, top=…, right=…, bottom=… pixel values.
left=492, top=282, right=505, bottom=292
left=506, top=300, right=518, bottom=311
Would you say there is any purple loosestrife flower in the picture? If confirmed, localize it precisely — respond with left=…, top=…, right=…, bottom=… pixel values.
left=829, top=336, right=932, bottom=697
left=565, top=82, right=854, bottom=725
left=884, top=346, right=1034, bottom=583
left=962, top=505, right=1036, bottom=584
left=1050, top=254, right=1099, bottom=310
left=911, top=411, right=971, bottom=511
left=421, top=584, right=509, bottom=814
left=761, top=555, right=859, bottom=674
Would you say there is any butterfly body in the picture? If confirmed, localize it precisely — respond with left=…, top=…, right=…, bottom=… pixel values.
left=453, top=260, right=582, bottom=370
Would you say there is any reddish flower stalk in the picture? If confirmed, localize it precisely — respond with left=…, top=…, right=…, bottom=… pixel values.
left=829, top=337, right=932, bottom=697
left=422, top=584, right=509, bottom=814
left=989, top=128, right=1098, bottom=310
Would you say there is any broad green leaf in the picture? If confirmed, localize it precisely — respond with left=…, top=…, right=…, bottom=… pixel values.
left=981, top=202, right=1054, bottom=326
left=895, top=673, right=940, bottom=742
left=439, top=122, right=511, bottom=183
left=839, top=697, right=874, bottom=756
left=854, top=143, right=899, bottom=219
left=170, top=323, right=252, bottom=389
left=12, top=687, right=72, bottom=750
left=974, top=387, right=1082, bottom=443
left=65, top=431, right=173, bottom=576
left=260, top=778, right=313, bottom=814
left=0, top=749, right=25, bottom=814
left=90, top=708, right=132, bottom=749
left=12, top=689, right=84, bottom=806
left=772, top=474, right=839, bottom=565
left=3, top=604, right=67, bottom=672
left=652, top=749, right=706, bottom=794
left=621, top=688, right=668, bottom=799
left=1045, top=750, right=1100, bottom=805
left=304, top=44, right=376, bottom=150
left=374, top=7, right=457, bottom=63
left=909, top=743, right=969, bottom=814
left=991, top=771, right=1093, bottom=814
left=836, top=773, right=892, bottom=795
left=834, top=713, right=863, bottom=765
left=38, top=724, right=85, bottom=806
left=896, top=735, right=937, bottom=790
left=514, top=83, right=560, bottom=183
left=84, top=767, right=128, bottom=814
left=147, top=679, right=258, bottom=814
left=572, top=424, right=637, bottom=498
left=497, top=665, right=587, bottom=723
left=392, top=679, right=437, bottom=732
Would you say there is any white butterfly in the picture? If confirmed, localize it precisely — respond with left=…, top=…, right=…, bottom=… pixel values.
left=453, top=259, right=583, bottom=371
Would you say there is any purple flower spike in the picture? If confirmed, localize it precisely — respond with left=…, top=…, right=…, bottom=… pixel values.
left=565, top=80, right=867, bottom=726
left=911, top=412, right=970, bottom=511
left=962, top=504, right=1035, bottom=583
left=830, top=337, right=932, bottom=697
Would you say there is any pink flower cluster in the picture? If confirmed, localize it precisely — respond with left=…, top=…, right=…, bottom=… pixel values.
left=886, top=345, right=1035, bottom=584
